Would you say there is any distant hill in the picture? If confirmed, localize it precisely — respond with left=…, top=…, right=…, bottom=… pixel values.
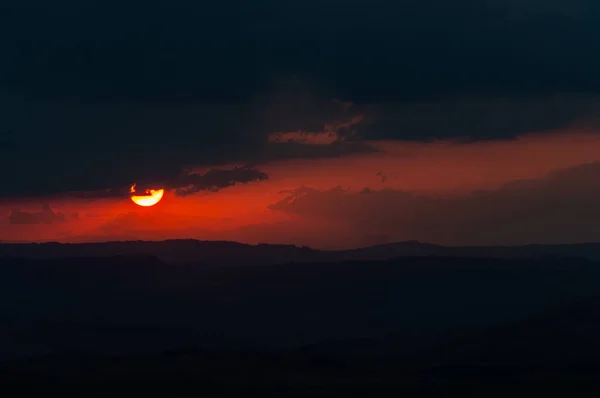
left=1, top=239, right=600, bottom=265
left=0, top=240, right=324, bottom=266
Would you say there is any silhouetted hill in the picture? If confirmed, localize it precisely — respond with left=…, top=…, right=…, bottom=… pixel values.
left=0, top=240, right=327, bottom=266
left=3, top=239, right=600, bottom=265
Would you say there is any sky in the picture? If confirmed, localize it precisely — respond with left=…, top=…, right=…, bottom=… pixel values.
left=1, top=1, right=600, bottom=249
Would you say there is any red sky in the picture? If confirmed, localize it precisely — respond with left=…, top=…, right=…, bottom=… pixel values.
left=3, top=1, right=600, bottom=250
left=3, top=129, right=600, bottom=249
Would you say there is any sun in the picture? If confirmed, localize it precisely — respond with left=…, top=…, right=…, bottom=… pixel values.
left=130, top=184, right=165, bottom=207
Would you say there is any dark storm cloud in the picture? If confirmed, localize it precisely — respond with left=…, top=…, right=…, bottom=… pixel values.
left=66, top=167, right=269, bottom=199
left=168, top=167, right=269, bottom=197
left=0, top=86, right=371, bottom=198
left=257, top=142, right=378, bottom=163
left=1, top=1, right=598, bottom=103
left=353, top=96, right=600, bottom=141
left=70, top=188, right=132, bottom=200
left=376, top=172, right=388, bottom=183
left=0, top=138, right=15, bottom=150
left=3, top=92, right=600, bottom=198
left=488, top=0, right=587, bottom=19
left=1, top=1, right=600, bottom=198
left=268, top=162, right=600, bottom=246
left=0, top=97, right=263, bottom=198
left=8, top=204, right=67, bottom=225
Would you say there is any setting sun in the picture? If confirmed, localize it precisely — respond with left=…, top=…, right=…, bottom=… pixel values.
left=130, top=184, right=165, bottom=207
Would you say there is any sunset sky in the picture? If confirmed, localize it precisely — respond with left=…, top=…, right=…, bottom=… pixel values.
left=1, top=1, right=599, bottom=249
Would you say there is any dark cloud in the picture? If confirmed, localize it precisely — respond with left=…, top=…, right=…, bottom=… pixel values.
left=70, top=188, right=132, bottom=200
left=66, top=167, right=269, bottom=199
left=261, top=78, right=364, bottom=144
left=488, top=0, right=587, bottom=20
left=268, top=162, right=600, bottom=246
left=0, top=98, right=263, bottom=198
left=2, top=91, right=599, bottom=199
left=0, top=86, right=374, bottom=198
left=2, top=1, right=598, bottom=103
left=8, top=204, right=67, bottom=225
left=267, top=114, right=364, bottom=145
left=0, top=139, right=15, bottom=151
left=352, top=96, right=600, bottom=141
left=1, top=1, right=600, bottom=198
left=376, top=172, right=388, bottom=183
left=256, top=142, right=378, bottom=163
left=168, top=167, right=269, bottom=197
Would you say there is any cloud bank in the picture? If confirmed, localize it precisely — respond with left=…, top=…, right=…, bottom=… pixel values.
left=168, top=167, right=269, bottom=197
left=8, top=204, right=67, bottom=225
left=267, top=162, right=600, bottom=247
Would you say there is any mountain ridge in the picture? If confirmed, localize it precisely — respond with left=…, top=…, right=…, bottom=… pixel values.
left=1, top=239, right=600, bottom=265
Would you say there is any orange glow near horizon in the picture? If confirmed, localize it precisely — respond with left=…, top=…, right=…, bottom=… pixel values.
left=130, top=184, right=165, bottom=207
left=4, top=131, right=600, bottom=248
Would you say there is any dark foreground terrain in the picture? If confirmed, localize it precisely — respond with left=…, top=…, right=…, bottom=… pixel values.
left=2, top=246, right=600, bottom=396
